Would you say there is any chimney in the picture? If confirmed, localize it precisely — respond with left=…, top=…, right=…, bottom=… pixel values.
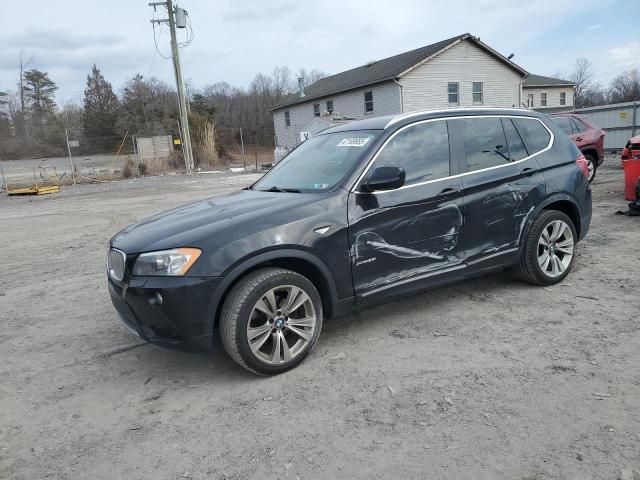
left=297, top=77, right=305, bottom=97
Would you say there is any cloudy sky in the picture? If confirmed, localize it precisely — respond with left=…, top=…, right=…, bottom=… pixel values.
left=1, top=0, right=638, bottom=103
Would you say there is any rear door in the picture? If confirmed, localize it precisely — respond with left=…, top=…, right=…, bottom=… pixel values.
left=569, top=117, right=589, bottom=148
left=449, top=116, right=548, bottom=271
left=348, top=119, right=466, bottom=300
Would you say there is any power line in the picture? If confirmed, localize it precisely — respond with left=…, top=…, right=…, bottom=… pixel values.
left=152, top=18, right=172, bottom=60
left=178, top=14, right=194, bottom=47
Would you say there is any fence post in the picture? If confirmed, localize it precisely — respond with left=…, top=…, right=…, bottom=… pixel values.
left=240, top=127, right=246, bottom=171
left=0, top=157, right=8, bottom=193
left=132, top=134, right=141, bottom=177
left=65, top=127, right=76, bottom=187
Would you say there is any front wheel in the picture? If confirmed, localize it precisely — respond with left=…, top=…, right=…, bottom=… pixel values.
left=219, top=268, right=323, bottom=375
left=513, top=210, right=577, bottom=285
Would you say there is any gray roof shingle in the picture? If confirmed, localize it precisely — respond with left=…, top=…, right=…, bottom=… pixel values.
left=272, top=33, right=527, bottom=110
left=523, top=74, right=576, bottom=87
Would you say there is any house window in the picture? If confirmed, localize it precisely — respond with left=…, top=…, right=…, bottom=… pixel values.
left=448, top=83, right=459, bottom=104
left=313, top=104, right=320, bottom=117
left=560, top=92, right=566, bottom=106
left=472, top=82, right=483, bottom=104
left=540, top=92, right=547, bottom=107
left=364, top=91, right=374, bottom=113
left=527, top=93, right=534, bottom=107
left=284, top=111, right=291, bottom=127
left=326, top=100, right=334, bottom=115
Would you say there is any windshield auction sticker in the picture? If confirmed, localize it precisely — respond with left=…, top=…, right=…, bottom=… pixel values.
left=337, top=137, right=370, bottom=147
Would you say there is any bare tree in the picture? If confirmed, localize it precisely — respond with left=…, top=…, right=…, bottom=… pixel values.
left=17, top=52, right=35, bottom=140
left=568, top=58, right=594, bottom=108
left=296, top=68, right=327, bottom=88
left=271, top=66, right=294, bottom=101
left=608, top=69, right=640, bottom=104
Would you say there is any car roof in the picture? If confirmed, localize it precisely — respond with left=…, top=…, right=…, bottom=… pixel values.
left=321, top=107, right=544, bottom=135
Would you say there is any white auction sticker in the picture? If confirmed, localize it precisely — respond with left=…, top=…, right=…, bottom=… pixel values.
left=337, top=137, right=370, bottom=147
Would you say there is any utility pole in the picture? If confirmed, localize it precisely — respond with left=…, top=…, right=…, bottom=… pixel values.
left=149, top=0, right=194, bottom=175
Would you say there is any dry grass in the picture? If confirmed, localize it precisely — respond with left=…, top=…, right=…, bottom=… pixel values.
left=222, top=145, right=274, bottom=168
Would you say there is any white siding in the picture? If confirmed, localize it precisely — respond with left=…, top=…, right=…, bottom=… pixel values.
left=273, top=82, right=401, bottom=148
left=522, top=86, right=574, bottom=109
left=399, top=40, right=523, bottom=112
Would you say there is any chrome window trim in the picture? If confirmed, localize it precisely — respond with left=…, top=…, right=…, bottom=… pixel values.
left=385, top=107, right=534, bottom=129
left=350, top=114, right=554, bottom=195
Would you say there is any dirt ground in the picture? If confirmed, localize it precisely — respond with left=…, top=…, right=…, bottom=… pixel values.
left=0, top=160, right=638, bottom=480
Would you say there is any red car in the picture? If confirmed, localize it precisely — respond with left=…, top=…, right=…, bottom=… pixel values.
left=550, top=113, right=606, bottom=182
left=622, top=135, right=640, bottom=160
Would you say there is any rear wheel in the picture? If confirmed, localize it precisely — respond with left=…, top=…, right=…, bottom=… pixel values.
left=514, top=210, right=577, bottom=285
left=584, top=153, right=596, bottom=183
left=219, top=268, right=323, bottom=375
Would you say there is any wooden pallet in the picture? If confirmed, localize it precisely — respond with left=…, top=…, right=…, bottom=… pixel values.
left=7, top=185, right=60, bottom=196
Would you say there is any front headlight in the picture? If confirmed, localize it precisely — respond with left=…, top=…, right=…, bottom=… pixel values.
left=132, top=248, right=202, bottom=276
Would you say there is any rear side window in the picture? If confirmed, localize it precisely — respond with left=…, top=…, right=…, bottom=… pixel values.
left=570, top=117, right=587, bottom=133
left=452, top=118, right=510, bottom=172
left=374, top=120, right=450, bottom=185
left=553, top=117, right=574, bottom=136
left=512, top=118, right=551, bottom=154
left=502, top=118, right=529, bottom=161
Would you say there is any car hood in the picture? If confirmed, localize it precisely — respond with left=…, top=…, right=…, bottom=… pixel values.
left=110, top=189, right=322, bottom=254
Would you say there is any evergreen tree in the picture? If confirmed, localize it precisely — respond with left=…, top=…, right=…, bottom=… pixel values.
left=23, top=69, right=57, bottom=138
left=83, top=64, right=119, bottom=151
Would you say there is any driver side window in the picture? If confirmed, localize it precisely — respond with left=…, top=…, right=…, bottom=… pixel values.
left=372, top=120, right=450, bottom=186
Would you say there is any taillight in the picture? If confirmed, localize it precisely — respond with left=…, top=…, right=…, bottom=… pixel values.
left=575, top=153, right=589, bottom=179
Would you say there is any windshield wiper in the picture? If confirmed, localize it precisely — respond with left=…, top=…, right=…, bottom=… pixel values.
left=259, top=186, right=300, bottom=193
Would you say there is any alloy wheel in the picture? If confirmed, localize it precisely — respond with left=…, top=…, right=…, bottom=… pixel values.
left=586, top=157, right=595, bottom=182
left=537, top=219, right=574, bottom=278
left=247, top=285, right=317, bottom=365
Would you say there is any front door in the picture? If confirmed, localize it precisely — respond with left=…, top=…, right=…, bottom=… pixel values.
left=448, top=116, right=548, bottom=270
left=348, top=119, right=466, bottom=299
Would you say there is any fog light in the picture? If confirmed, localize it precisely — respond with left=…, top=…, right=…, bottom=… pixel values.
left=148, top=291, right=164, bottom=306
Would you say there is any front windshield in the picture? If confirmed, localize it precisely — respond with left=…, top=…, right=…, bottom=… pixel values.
left=253, top=130, right=380, bottom=192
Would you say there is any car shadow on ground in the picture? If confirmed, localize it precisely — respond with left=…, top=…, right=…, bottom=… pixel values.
left=116, top=269, right=527, bottom=382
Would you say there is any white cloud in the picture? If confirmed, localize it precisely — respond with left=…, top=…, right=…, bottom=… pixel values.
left=586, top=24, right=601, bottom=31
left=591, top=42, right=640, bottom=85
left=609, top=42, right=640, bottom=69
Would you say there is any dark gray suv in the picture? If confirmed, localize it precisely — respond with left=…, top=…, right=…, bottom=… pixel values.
left=108, top=108, right=592, bottom=375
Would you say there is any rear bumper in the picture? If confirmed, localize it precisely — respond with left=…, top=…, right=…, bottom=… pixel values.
left=108, top=275, right=223, bottom=351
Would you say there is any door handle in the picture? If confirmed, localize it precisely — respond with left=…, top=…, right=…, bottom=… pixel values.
left=521, top=167, right=536, bottom=176
left=437, top=187, right=460, bottom=197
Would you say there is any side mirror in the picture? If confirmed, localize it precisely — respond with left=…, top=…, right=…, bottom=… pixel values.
left=621, top=148, right=630, bottom=160
left=361, top=165, right=405, bottom=192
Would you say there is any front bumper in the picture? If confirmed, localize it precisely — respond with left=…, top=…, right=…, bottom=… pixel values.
left=108, top=275, right=223, bottom=351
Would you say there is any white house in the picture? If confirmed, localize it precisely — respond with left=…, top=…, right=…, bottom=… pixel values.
left=522, top=74, right=576, bottom=112
left=270, top=33, right=531, bottom=149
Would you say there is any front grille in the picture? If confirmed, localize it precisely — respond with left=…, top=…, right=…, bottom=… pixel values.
left=108, top=248, right=126, bottom=282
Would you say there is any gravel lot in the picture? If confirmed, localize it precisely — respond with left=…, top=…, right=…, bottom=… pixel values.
left=1, top=161, right=638, bottom=479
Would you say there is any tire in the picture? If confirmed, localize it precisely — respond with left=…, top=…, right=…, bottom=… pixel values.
left=219, top=268, right=323, bottom=375
left=513, top=210, right=577, bottom=286
left=584, top=153, right=597, bottom=183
